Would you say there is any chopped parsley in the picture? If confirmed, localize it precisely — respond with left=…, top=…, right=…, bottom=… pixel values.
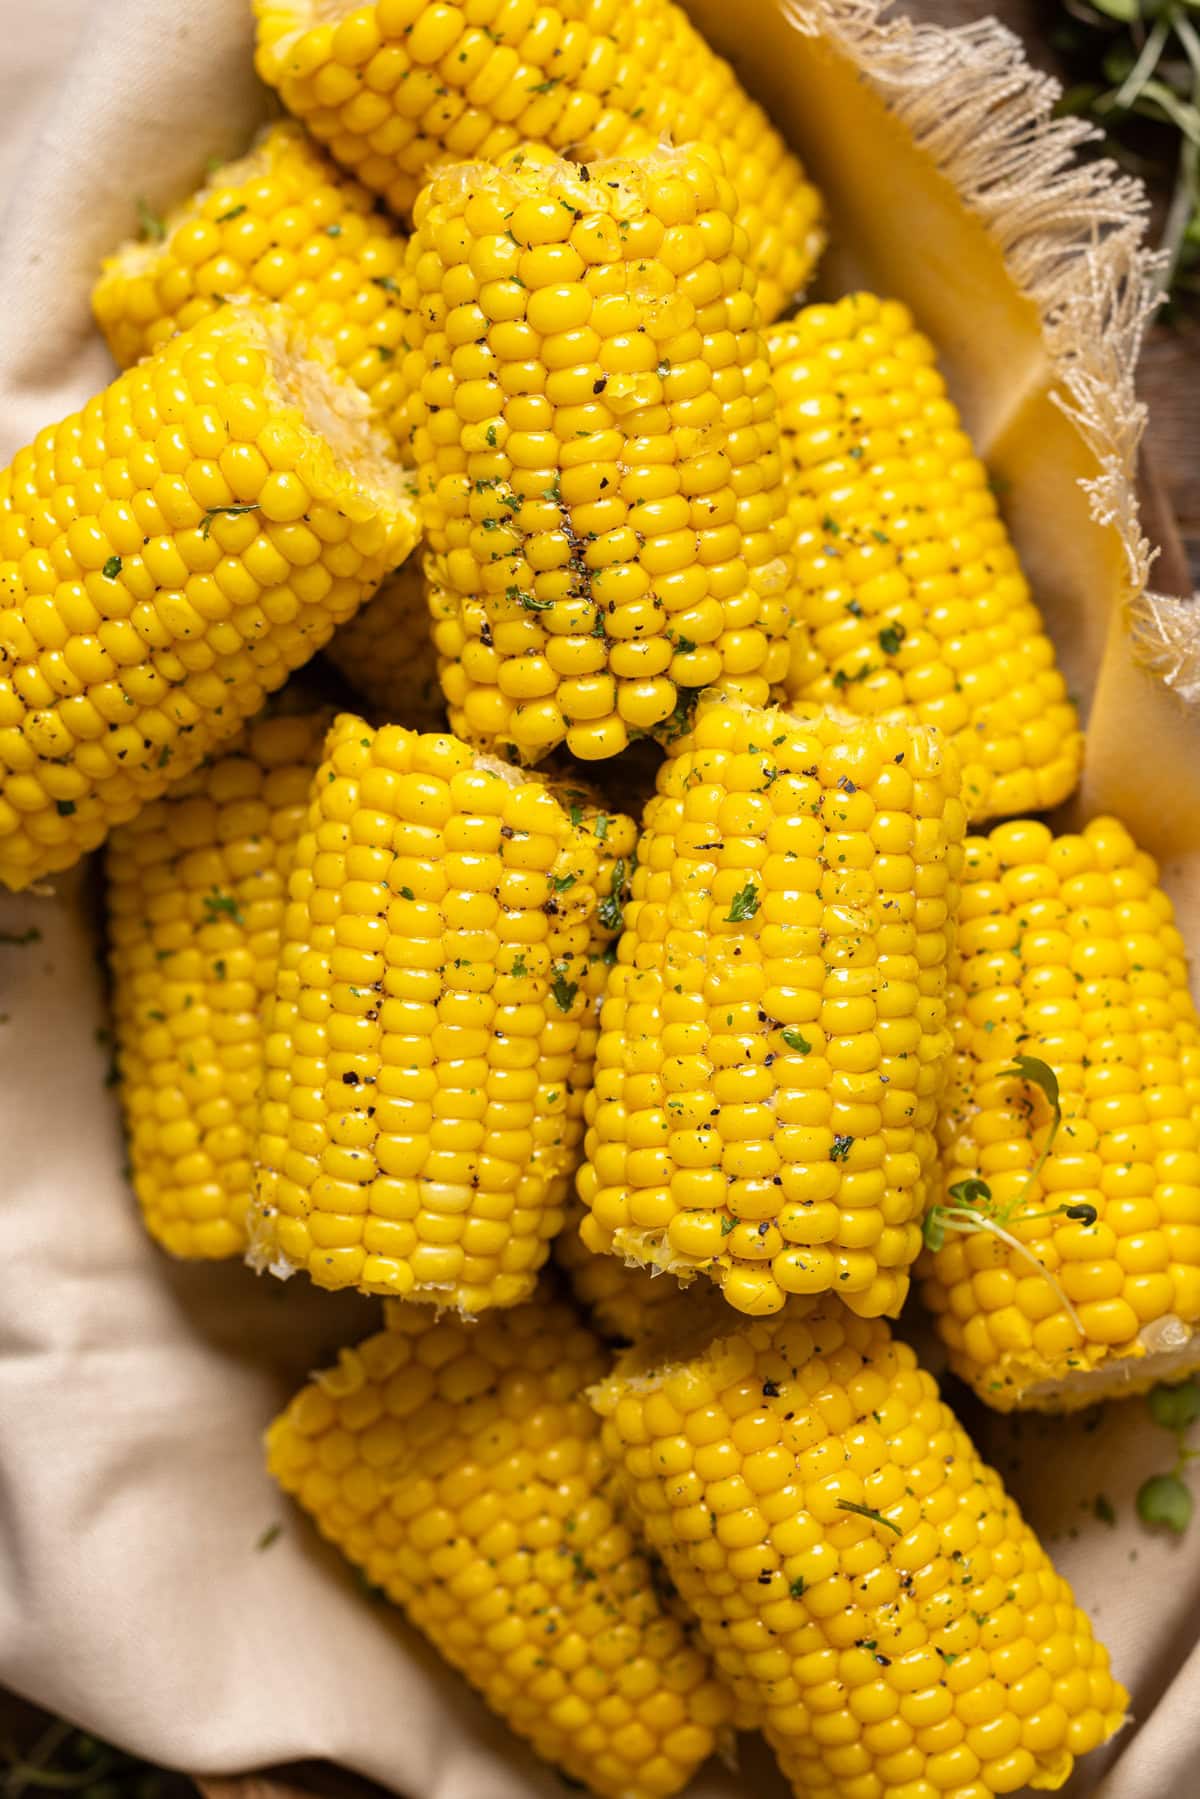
left=725, top=881, right=759, bottom=924
left=551, top=970, right=578, bottom=1013
left=203, top=890, right=244, bottom=924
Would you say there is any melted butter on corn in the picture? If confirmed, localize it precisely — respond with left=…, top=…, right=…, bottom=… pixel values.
left=921, top=815, right=1200, bottom=1410
left=106, top=710, right=331, bottom=1257
left=250, top=711, right=634, bottom=1307
left=0, top=300, right=417, bottom=890
left=266, top=1293, right=733, bottom=1799
left=594, top=1297, right=1129, bottom=1798
left=253, top=0, right=823, bottom=321
left=401, top=143, right=796, bottom=764
left=772, top=295, right=1082, bottom=825
left=93, top=123, right=412, bottom=453
left=577, top=691, right=967, bottom=1320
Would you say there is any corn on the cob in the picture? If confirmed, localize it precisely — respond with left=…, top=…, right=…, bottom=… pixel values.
left=92, top=124, right=413, bottom=453
left=402, top=143, right=795, bottom=765
left=920, top=815, right=1200, bottom=1410
left=771, top=295, right=1082, bottom=825
left=0, top=300, right=417, bottom=892
left=105, top=710, right=330, bottom=1258
left=323, top=550, right=445, bottom=725
left=578, top=691, right=966, bottom=1320
left=250, top=712, right=634, bottom=1307
left=594, top=1296, right=1129, bottom=1798
left=266, top=1294, right=733, bottom=1798
left=252, top=0, right=823, bottom=324
left=555, top=1196, right=690, bottom=1345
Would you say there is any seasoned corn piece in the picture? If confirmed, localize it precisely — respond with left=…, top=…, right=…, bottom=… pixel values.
left=266, top=1294, right=733, bottom=1798
left=578, top=691, right=967, bottom=1320
left=0, top=299, right=417, bottom=891
left=921, top=815, right=1200, bottom=1410
left=403, top=144, right=795, bottom=765
left=250, top=712, right=634, bottom=1308
left=323, top=551, right=444, bottom=726
left=555, top=1196, right=691, bottom=1345
left=772, top=295, right=1082, bottom=824
left=253, top=0, right=823, bottom=322
left=106, top=710, right=330, bottom=1257
left=594, top=1297, right=1129, bottom=1798
left=93, top=124, right=412, bottom=452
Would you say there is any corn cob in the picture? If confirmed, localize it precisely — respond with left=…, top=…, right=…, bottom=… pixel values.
left=594, top=1296, right=1129, bottom=1798
left=554, top=1196, right=690, bottom=1346
left=323, top=551, right=445, bottom=725
left=577, top=691, right=966, bottom=1320
left=0, top=300, right=417, bottom=892
left=252, top=0, right=823, bottom=324
left=266, top=1294, right=733, bottom=1798
left=919, top=815, right=1200, bottom=1410
left=92, top=124, right=413, bottom=454
left=251, top=712, right=635, bottom=1307
left=106, top=709, right=330, bottom=1258
left=402, top=143, right=795, bottom=765
left=771, top=295, right=1082, bottom=825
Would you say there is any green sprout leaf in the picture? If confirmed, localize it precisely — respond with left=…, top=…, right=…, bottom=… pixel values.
left=1136, top=1472, right=1193, bottom=1535
left=201, top=504, right=260, bottom=539
left=839, top=1501, right=902, bottom=1537
left=1148, top=1379, right=1200, bottom=1433
left=781, top=1027, right=812, bottom=1055
left=947, top=1177, right=992, bottom=1208
left=136, top=195, right=166, bottom=242
left=922, top=1208, right=947, bottom=1253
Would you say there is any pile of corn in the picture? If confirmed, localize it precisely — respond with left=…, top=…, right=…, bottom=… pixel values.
left=5, top=0, right=1195, bottom=1790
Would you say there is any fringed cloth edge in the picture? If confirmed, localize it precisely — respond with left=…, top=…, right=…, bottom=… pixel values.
left=783, top=0, right=1200, bottom=704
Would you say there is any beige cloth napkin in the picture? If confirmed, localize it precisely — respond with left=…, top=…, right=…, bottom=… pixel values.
left=2, top=3, right=1199, bottom=1797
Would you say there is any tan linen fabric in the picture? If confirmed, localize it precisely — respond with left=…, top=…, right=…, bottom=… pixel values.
left=1, top=3, right=1199, bottom=1797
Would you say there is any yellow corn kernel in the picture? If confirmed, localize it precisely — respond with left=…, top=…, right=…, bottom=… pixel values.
left=771, top=295, right=1082, bottom=824
left=555, top=1196, right=694, bottom=1345
left=400, top=144, right=796, bottom=765
left=266, top=1294, right=732, bottom=1798
left=593, top=1296, right=1129, bottom=1798
left=577, top=689, right=967, bottom=1320
left=921, top=814, right=1200, bottom=1410
left=250, top=712, right=634, bottom=1309
left=324, top=551, right=444, bottom=727
left=106, top=710, right=331, bottom=1257
left=0, top=299, right=417, bottom=892
left=93, top=124, right=412, bottom=452
left=253, top=0, right=823, bottom=323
